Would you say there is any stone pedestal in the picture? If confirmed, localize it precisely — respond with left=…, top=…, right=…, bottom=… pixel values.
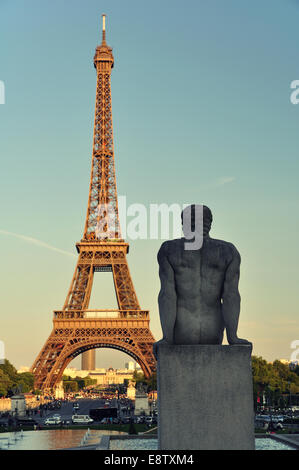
left=10, top=394, right=26, bottom=418
left=134, top=391, right=149, bottom=416
left=157, top=344, right=255, bottom=450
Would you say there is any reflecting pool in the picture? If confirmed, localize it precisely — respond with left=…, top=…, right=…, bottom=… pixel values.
left=0, top=431, right=296, bottom=450
left=0, top=429, right=124, bottom=450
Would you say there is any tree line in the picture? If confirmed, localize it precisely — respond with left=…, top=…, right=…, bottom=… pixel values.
left=252, top=356, right=299, bottom=409
left=0, top=360, right=34, bottom=396
left=0, top=357, right=298, bottom=402
left=62, top=375, right=97, bottom=392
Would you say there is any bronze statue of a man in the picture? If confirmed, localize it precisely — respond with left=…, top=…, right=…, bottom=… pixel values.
left=154, top=204, right=250, bottom=356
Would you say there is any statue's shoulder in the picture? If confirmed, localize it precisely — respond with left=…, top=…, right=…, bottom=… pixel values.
left=208, top=238, right=240, bottom=261
left=158, top=238, right=183, bottom=258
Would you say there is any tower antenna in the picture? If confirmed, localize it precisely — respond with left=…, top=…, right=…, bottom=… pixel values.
left=102, top=13, right=106, bottom=43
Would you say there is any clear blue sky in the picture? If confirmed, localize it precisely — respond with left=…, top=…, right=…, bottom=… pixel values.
left=0, top=0, right=299, bottom=369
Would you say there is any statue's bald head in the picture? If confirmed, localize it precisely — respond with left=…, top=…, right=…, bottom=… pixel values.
left=181, top=204, right=213, bottom=240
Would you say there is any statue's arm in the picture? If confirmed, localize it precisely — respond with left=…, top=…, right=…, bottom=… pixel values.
left=157, top=242, right=177, bottom=344
left=222, top=247, right=251, bottom=345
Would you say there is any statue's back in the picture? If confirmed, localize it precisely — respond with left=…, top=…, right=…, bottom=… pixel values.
left=163, top=237, right=238, bottom=344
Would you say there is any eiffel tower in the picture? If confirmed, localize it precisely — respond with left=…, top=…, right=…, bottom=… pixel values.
left=31, top=15, right=156, bottom=392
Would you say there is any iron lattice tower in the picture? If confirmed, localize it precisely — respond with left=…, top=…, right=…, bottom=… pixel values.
left=31, top=16, right=156, bottom=392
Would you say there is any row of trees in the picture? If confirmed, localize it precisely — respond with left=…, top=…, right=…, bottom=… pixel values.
left=62, top=375, right=97, bottom=393
left=0, top=360, right=34, bottom=397
left=0, top=357, right=298, bottom=402
left=252, top=356, right=299, bottom=409
left=62, top=371, right=158, bottom=395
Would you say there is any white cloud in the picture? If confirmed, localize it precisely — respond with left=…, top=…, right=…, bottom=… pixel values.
left=0, top=229, right=76, bottom=258
left=214, top=176, right=235, bottom=187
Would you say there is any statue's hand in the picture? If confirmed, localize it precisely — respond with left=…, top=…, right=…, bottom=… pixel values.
left=227, top=335, right=252, bottom=346
left=153, top=338, right=170, bottom=360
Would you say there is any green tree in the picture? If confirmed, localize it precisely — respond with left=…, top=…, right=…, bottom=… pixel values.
left=0, top=359, right=18, bottom=383
left=0, top=360, right=35, bottom=395
left=132, top=370, right=157, bottom=392
left=17, top=372, right=34, bottom=393
left=0, top=369, right=12, bottom=397
left=146, top=372, right=157, bottom=391
left=0, top=360, right=19, bottom=396
left=133, top=370, right=145, bottom=384
left=251, top=356, right=299, bottom=410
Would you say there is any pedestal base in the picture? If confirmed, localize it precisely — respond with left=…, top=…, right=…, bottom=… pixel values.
left=157, top=344, right=255, bottom=450
left=135, top=393, right=150, bottom=416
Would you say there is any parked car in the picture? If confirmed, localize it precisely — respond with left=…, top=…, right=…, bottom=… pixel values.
left=45, top=416, right=61, bottom=425
left=255, top=414, right=271, bottom=422
left=271, top=415, right=285, bottom=423
left=72, top=415, right=94, bottom=424
left=52, top=414, right=62, bottom=421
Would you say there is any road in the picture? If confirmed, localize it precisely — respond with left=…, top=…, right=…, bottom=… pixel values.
left=32, top=398, right=132, bottom=425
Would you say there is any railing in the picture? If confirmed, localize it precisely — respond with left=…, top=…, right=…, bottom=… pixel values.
left=54, top=309, right=149, bottom=320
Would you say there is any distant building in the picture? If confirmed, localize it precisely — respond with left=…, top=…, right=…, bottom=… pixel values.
left=88, top=366, right=134, bottom=385
left=63, top=368, right=89, bottom=379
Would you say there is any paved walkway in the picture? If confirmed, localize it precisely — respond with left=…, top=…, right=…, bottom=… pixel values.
left=270, top=434, right=299, bottom=449
left=64, top=433, right=299, bottom=451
